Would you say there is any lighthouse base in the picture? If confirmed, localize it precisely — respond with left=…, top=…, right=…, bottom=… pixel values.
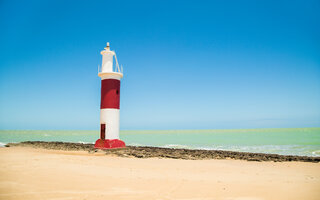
left=94, top=139, right=126, bottom=149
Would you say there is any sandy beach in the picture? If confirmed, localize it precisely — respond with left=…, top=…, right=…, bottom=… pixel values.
left=1, top=145, right=320, bottom=200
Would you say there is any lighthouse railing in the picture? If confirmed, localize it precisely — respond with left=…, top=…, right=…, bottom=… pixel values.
left=114, top=53, right=122, bottom=73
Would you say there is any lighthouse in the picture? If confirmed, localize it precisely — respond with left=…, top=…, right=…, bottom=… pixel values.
left=94, top=42, right=126, bottom=149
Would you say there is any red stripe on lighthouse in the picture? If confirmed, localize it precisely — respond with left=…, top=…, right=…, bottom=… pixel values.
left=101, top=79, right=120, bottom=109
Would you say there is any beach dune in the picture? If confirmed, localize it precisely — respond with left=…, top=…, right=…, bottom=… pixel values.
left=0, top=146, right=320, bottom=200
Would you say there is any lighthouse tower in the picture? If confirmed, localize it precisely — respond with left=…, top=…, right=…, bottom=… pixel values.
left=94, top=42, right=126, bottom=149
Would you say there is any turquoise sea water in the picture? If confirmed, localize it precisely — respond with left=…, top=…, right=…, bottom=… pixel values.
left=0, top=128, right=320, bottom=157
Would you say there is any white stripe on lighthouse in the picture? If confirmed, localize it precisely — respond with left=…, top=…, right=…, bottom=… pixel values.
left=100, top=108, right=120, bottom=139
left=100, top=73, right=122, bottom=80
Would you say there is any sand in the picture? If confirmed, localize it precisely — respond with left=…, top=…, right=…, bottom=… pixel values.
left=1, top=146, right=320, bottom=200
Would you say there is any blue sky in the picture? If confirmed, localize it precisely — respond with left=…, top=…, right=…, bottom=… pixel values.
left=0, top=0, right=319, bottom=130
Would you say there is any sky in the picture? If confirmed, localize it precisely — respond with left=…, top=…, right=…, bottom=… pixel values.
left=0, top=0, right=319, bottom=130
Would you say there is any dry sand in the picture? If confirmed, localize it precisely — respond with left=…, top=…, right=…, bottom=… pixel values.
left=0, top=146, right=320, bottom=200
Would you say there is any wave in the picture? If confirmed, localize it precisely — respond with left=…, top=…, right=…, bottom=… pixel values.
left=77, top=141, right=94, bottom=144
left=161, top=144, right=190, bottom=149
left=0, top=142, right=7, bottom=147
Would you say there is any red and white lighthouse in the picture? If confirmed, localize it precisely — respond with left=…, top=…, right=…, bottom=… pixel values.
left=94, top=42, right=126, bottom=149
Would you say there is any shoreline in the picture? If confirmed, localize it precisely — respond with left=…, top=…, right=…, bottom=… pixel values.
left=6, top=141, right=320, bottom=162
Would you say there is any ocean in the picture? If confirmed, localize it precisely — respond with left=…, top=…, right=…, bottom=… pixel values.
left=0, top=128, right=319, bottom=157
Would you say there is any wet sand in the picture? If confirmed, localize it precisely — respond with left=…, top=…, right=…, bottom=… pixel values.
left=6, top=141, right=320, bottom=162
left=0, top=142, right=320, bottom=200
